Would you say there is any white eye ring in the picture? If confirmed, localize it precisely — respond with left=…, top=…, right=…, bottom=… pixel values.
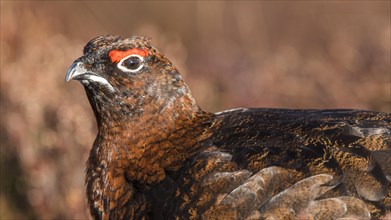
left=117, top=54, right=144, bottom=73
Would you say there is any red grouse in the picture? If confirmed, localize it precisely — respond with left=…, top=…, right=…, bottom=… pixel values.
left=66, top=35, right=390, bottom=219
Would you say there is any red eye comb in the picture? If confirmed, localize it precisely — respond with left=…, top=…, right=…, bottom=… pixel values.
left=109, top=49, right=149, bottom=63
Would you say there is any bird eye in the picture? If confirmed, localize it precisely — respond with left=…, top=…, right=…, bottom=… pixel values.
left=117, top=54, right=144, bottom=73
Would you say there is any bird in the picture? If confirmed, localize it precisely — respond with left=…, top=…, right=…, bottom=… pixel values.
left=65, top=35, right=390, bottom=220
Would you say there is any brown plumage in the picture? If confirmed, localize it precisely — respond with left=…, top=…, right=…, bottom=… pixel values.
left=66, top=35, right=391, bottom=219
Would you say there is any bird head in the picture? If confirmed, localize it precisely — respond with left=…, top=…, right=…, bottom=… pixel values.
left=66, top=35, right=197, bottom=128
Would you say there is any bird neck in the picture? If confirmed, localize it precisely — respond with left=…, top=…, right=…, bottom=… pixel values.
left=85, top=90, right=214, bottom=218
left=94, top=91, right=213, bottom=179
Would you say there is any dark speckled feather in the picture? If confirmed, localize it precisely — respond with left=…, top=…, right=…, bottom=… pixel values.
left=66, top=35, right=391, bottom=219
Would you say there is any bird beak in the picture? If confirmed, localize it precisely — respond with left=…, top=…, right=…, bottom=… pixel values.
left=65, top=61, right=88, bottom=82
left=65, top=61, right=115, bottom=91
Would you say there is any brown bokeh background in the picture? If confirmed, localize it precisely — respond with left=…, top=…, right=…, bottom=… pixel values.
left=1, top=1, right=390, bottom=219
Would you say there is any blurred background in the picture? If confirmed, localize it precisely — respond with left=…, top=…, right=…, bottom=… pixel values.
left=1, top=1, right=390, bottom=219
